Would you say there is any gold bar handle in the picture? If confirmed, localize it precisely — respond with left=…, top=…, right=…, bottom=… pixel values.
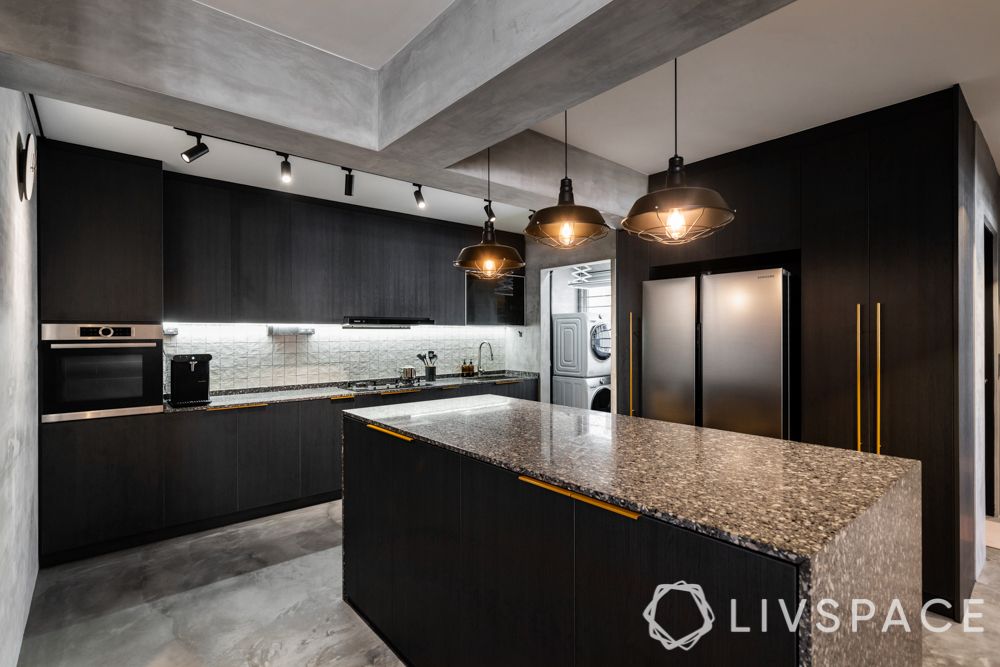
left=856, top=304, right=862, bottom=452
left=366, top=423, right=412, bottom=441
left=207, top=402, right=268, bottom=412
left=629, top=311, right=634, bottom=416
left=494, top=379, right=521, bottom=385
left=380, top=388, right=420, bottom=396
left=329, top=394, right=354, bottom=401
left=876, top=302, right=882, bottom=455
left=518, top=475, right=640, bottom=520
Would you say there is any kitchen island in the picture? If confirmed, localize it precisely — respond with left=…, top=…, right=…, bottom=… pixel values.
left=342, top=395, right=921, bottom=666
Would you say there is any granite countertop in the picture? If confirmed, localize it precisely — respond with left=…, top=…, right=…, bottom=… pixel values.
left=344, top=395, right=920, bottom=562
left=163, top=373, right=537, bottom=413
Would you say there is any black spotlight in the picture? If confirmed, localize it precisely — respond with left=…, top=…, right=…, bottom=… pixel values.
left=277, top=152, right=292, bottom=184
left=180, top=132, right=209, bottom=163
left=413, top=184, right=426, bottom=209
left=343, top=167, right=354, bottom=196
left=484, top=199, right=496, bottom=222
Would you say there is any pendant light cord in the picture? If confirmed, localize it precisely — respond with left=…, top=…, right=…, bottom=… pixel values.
left=564, top=110, right=569, bottom=179
left=486, top=146, right=491, bottom=201
left=673, top=59, right=678, bottom=158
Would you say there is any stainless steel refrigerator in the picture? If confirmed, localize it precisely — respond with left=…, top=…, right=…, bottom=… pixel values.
left=642, top=268, right=789, bottom=438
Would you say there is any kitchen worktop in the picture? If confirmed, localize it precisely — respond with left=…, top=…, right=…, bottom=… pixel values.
left=344, top=394, right=919, bottom=562
left=163, top=372, right=537, bottom=413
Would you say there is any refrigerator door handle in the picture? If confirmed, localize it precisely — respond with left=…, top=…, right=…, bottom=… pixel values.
left=856, top=303, right=862, bottom=452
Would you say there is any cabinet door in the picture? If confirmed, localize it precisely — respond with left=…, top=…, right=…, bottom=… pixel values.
left=392, top=439, right=462, bottom=666
left=800, top=130, right=870, bottom=450
left=300, top=398, right=349, bottom=497
left=40, top=416, right=164, bottom=556
left=342, top=418, right=395, bottom=635
left=868, top=102, right=956, bottom=604
left=236, top=403, right=300, bottom=510
left=163, top=175, right=232, bottom=322
left=460, top=459, right=574, bottom=666
left=575, top=505, right=798, bottom=666
left=232, top=189, right=291, bottom=322
left=466, top=275, right=525, bottom=325
left=38, top=140, right=163, bottom=322
left=286, top=199, right=338, bottom=322
left=162, top=410, right=238, bottom=526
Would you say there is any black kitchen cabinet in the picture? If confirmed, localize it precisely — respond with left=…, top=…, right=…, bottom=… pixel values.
left=392, top=436, right=462, bottom=666
left=800, top=129, right=871, bottom=450
left=40, top=416, right=164, bottom=558
left=163, top=175, right=233, bottom=322
left=162, top=410, right=238, bottom=526
left=232, top=188, right=293, bottom=322
left=459, top=458, right=575, bottom=666
left=343, top=418, right=396, bottom=639
left=575, top=503, right=798, bottom=666
left=466, top=275, right=525, bottom=325
left=300, top=397, right=352, bottom=497
left=38, top=140, right=163, bottom=323
left=236, top=403, right=301, bottom=510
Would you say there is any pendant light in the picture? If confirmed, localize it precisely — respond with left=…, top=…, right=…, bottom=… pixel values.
left=621, top=59, right=734, bottom=244
left=454, top=148, right=525, bottom=280
left=524, top=111, right=610, bottom=248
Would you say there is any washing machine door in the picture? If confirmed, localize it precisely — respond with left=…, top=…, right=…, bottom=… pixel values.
left=590, top=322, right=612, bottom=361
left=590, top=386, right=612, bottom=412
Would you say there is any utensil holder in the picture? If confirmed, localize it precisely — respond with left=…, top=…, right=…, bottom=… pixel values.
left=425, top=366, right=437, bottom=381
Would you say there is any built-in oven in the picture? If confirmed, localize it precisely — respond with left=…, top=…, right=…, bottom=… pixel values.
left=41, top=323, right=164, bottom=423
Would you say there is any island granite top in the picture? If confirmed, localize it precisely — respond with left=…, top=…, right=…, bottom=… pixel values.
left=345, top=394, right=920, bottom=562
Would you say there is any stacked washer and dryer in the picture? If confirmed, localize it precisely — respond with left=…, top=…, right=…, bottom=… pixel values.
left=551, top=313, right=612, bottom=412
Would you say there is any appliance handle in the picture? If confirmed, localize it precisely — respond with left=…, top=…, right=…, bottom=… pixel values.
left=49, top=342, right=159, bottom=349
left=876, top=302, right=882, bottom=455
left=856, top=303, right=862, bottom=452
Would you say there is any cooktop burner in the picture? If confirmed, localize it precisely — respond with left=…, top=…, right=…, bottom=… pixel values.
left=348, top=379, right=435, bottom=392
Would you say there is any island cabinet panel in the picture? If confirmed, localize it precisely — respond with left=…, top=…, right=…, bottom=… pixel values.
left=459, top=459, right=575, bottom=667
left=38, top=140, right=163, bottom=323
left=236, top=403, right=301, bottom=510
left=575, top=503, right=799, bottom=666
left=163, top=175, right=233, bottom=322
left=343, top=419, right=397, bottom=640
left=40, top=416, right=164, bottom=558
left=162, top=410, right=238, bottom=526
left=299, top=398, right=350, bottom=497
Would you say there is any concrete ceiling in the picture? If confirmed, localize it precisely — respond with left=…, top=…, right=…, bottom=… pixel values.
left=194, top=0, right=456, bottom=68
left=532, top=0, right=1000, bottom=175
left=34, top=97, right=532, bottom=233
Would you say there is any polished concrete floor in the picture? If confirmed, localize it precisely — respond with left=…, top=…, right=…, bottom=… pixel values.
left=16, top=501, right=1000, bottom=666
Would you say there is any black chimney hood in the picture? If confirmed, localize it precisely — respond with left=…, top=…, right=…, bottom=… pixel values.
left=342, top=316, right=435, bottom=329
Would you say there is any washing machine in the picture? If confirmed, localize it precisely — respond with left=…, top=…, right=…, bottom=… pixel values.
left=552, top=375, right=612, bottom=412
left=552, top=313, right=612, bottom=378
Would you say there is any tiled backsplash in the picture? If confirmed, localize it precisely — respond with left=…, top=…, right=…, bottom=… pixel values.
left=163, top=323, right=508, bottom=393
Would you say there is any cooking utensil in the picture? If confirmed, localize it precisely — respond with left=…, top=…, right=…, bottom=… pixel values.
left=417, top=353, right=428, bottom=367
left=429, top=350, right=437, bottom=365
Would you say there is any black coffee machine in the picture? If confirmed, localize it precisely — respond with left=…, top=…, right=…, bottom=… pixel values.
left=169, top=354, right=213, bottom=407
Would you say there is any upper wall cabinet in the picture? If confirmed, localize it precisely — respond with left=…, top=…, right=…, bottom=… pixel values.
left=164, top=174, right=522, bottom=325
left=39, top=140, right=163, bottom=323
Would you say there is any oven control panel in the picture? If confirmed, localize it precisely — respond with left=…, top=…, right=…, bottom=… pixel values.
left=79, top=326, right=133, bottom=338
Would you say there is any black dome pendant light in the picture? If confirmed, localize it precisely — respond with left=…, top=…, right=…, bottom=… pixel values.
left=454, top=147, right=525, bottom=280
left=524, top=111, right=610, bottom=249
left=622, top=59, right=735, bottom=244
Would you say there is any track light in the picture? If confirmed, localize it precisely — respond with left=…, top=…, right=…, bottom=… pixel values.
left=343, top=167, right=354, bottom=196
left=484, top=200, right=496, bottom=222
left=413, top=184, right=426, bottom=209
left=277, top=153, right=292, bottom=184
left=180, top=131, right=209, bottom=163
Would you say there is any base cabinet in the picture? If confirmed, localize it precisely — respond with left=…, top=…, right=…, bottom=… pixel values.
left=343, top=418, right=799, bottom=666
left=163, top=410, right=238, bottom=525
left=237, top=403, right=301, bottom=510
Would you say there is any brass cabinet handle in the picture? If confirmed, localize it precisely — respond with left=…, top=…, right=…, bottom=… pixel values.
left=329, top=394, right=354, bottom=401
left=439, top=385, right=461, bottom=390
left=366, top=423, right=412, bottom=441
left=494, top=379, right=520, bottom=385
left=876, top=302, right=882, bottom=455
left=517, top=475, right=640, bottom=520
left=380, top=388, right=420, bottom=396
left=856, top=304, right=862, bottom=452
left=207, top=402, right=268, bottom=411
left=629, top=311, right=634, bottom=416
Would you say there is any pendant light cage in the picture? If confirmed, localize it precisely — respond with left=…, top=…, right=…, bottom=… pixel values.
left=525, top=111, right=610, bottom=249
left=455, top=148, right=525, bottom=280
left=621, top=59, right=734, bottom=245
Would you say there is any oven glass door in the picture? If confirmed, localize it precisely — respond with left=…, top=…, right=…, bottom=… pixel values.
left=42, top=341, right=163, bottom=417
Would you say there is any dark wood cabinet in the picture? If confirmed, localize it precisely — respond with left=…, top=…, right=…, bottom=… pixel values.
left=232, top=188, right=292, bottom=323
left=236, top=403, right=301, bottom=510
left=459, top=458, right=575, bottom=666
left=162, top=409, right=238, bottom=526
left=40, top=416, right=164, bottom=557
left=163, top=175, right=232, bottom=322
left=38, top=140, right=163, bottom=322
left=575, top=504, right=798, bottom=666
left=300, top=398, right=351, bottom=497
left=466, top=275, right=525, bottom=325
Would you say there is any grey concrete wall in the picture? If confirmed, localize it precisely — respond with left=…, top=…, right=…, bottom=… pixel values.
left=0, top=86, right=39, bottom=667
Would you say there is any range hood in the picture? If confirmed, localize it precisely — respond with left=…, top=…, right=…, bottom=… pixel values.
left=342, top=316, right=434, bottom=329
